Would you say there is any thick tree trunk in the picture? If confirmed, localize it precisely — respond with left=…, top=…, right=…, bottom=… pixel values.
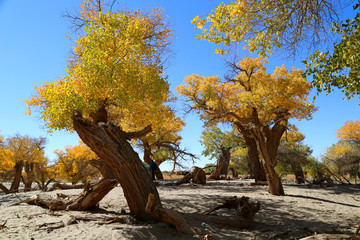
left=209, top=147, right=230, bottom=180
left=89, top=159, right=115, bottom=179
left=229, top=167, right=238, bottom=178
left=263, top=161, right=284, bottom=195
left=10, top=161, right=24, bottom=193
left=289, top=161, right=305, bottom=184
left=220, top=147, right=230, bottom=176
left=154, top=167, right=164, bottom=180
left=252, top=121, right=286, bottom=196
left=72, top=111, right=161, bottom=220
left=24, top=162, right=35, bottom=192
left=237, top=126, right=266, bottom=181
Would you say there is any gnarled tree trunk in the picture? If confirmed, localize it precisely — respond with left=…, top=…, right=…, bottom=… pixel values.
left=10, top=161, right=24, bottom=193
left=210, top=147, right=231, bottom=180
left=229, top=167, right=238, bottom=178
left=289, top=161, right=305, bottom=184
left=24, top=162, right=35, bottom=192
left=24, top=179, right=118, bottom=211
left=253, top=121, right=286, bottom=196
left=72, top=111, right=161, bottom=220
left=89, top=159, right=115, bottom=179
left=237, top=125, right=266, bottom=182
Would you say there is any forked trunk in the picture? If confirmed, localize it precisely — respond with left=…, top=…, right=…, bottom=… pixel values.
left=237, top=126, right=266, bottom=181
left=252, top=121, right=286, bottom=196
left=72, top=111, right=161, bottom=220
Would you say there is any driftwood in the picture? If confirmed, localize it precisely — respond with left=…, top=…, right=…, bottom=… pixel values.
left=145, top=193, right=260, bottom=234
left=312, top=175, right=335, bottom=187
left=175, top=166, right=206, bottom=185
left=49, top=182, right=86, bottom=191
left=299, top=234, right=360, bottom=240
left=201, top=196, right=260, bottom=228
left=23, top=179, right=118, bottom=211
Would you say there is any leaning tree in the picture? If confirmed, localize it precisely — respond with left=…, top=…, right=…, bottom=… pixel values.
left=177, top=57, right=316, bottom=195
left=24, top=1, right=174, bottom=220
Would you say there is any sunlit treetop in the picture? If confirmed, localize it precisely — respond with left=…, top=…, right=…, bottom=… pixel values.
left=336, top=120, right=360, bottom=144
left=192, top=0, right=341, bottom=56
left=25, top=5, right=172, bottom=132
left=177, top=57, right=316, bottom=128
left=304, top=4, right=360, bottom=99
left=54, top=142, right=98, bottom=183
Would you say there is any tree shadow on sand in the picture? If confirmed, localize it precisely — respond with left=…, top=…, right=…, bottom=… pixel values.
left=123, top=182, right=360, bottom=240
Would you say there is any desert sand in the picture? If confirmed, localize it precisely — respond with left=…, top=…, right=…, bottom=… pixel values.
left=0, top=179, right=359, bottom=240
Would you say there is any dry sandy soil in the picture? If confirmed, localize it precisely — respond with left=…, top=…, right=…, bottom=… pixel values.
left=0, top=179, right=359, bottom=240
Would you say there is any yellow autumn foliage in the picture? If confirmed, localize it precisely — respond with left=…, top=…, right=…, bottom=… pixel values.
left=177, top=57, right=316, bottom=127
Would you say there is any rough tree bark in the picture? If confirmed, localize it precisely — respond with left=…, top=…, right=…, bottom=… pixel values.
left=24, top=179, right=118, bottom=211
left=289, top=161, right=305, bottom=184
left=229, top=167, right=238, bottom=178
left=89, top=159, right=115, bottom=179
left=10, top=161, right=24, bottom=193
left=252, top=118, right=286, bottom=196
left=72, top=110, right=161, bottom=220
left=209, top=147, right=230, bottom=180
left=175, top=166, right=206, bottom=185
left=236, top=125, right=267, bottom=182
left=24, top=162, right=35, bottom=192
left=202, top=196, right=260, bottom=228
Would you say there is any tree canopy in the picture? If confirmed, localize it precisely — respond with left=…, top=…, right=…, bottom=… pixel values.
left=192, top=0, right=343, bottom=56
left=337, top=120, right=360, bottom=144
left=177, top=56, right=316, bottom=195
left=54, top=142, right=99, bottom=184
left=304, top=4, right=360, bottom=99
left=25, top=7, right=172, bottom=132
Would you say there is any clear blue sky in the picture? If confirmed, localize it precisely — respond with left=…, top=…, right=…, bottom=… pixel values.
left=0, top=0, right=359, bottom=171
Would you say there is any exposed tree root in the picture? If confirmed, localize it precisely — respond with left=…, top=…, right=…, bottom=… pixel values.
left=146, top=193, right=260, bottom=234
left=146, top=193, right=197, bottom=234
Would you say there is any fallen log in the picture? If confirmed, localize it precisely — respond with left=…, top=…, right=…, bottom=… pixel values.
left=49, top=182, right=86, bottom=191
left=201, top=196, right=260, bottom=228
left=23, top=179, right=118, bottom=211
left=175, top=166, right=206, bottom=185
left=299, top=233, right=359, bottom=240
left=146, top=193, right=260, bottom=234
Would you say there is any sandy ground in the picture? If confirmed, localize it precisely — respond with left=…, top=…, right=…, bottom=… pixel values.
left=0, top=179, right=359, bottom=240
